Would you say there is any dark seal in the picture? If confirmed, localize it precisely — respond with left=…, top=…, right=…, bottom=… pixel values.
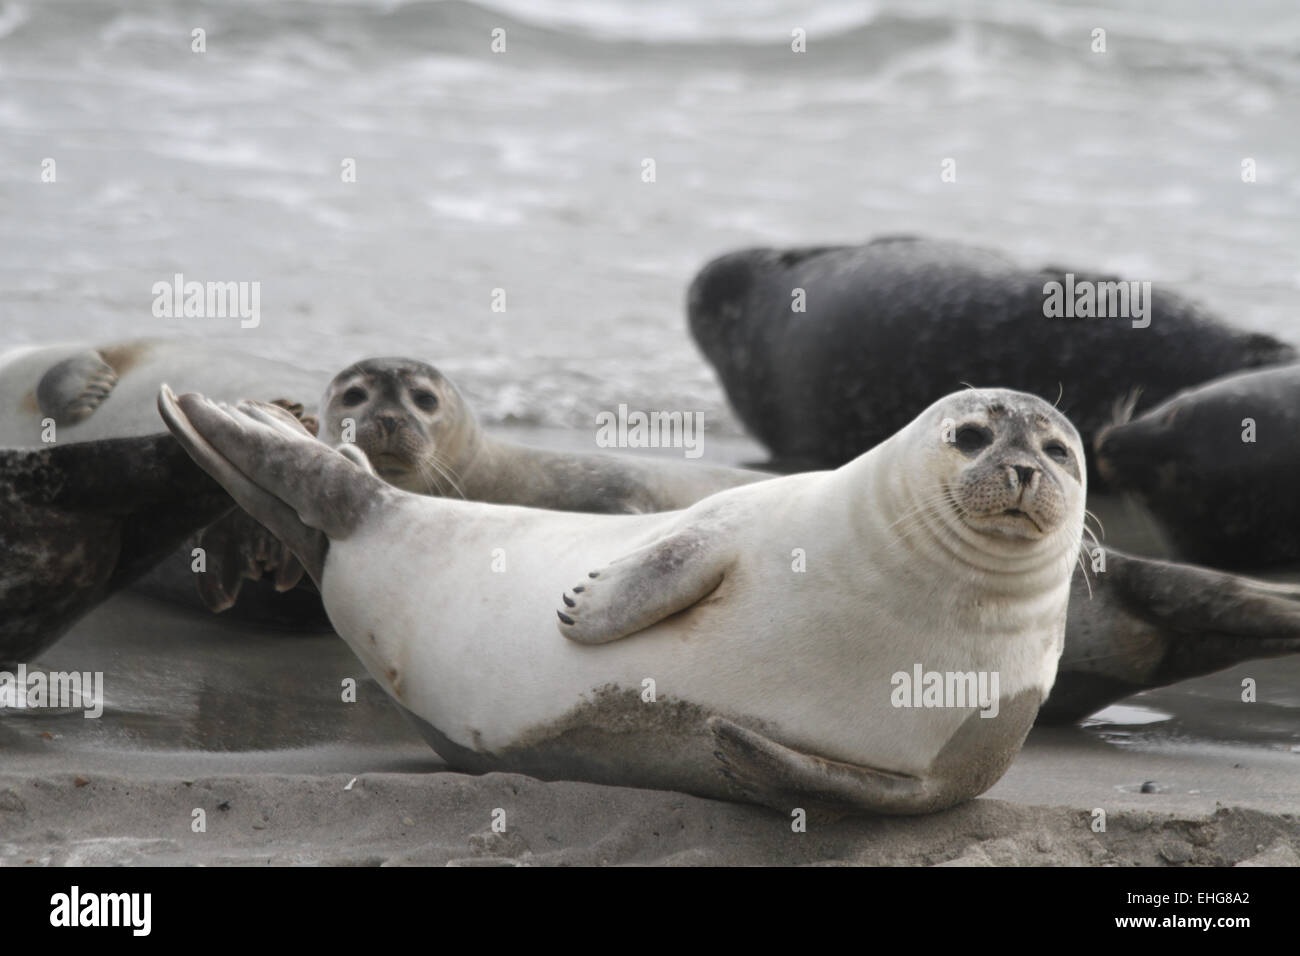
left=0, top=434, right=233, bottom=665
left=687, top=236, right=1294, bottom=478
left=1094, top=363, right=1300, bottom=570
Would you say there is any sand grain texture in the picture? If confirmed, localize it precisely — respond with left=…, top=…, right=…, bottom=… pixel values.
left=1, top=771, right=1297, bottom=867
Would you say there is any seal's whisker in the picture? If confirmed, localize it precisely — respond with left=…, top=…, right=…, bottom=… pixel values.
left=885, top=491, right=957, bottom=532
left=419, top=458, right=449, bottom=498
left=1080, top=523, right=1102, bottom=553
left=429, top=451, right=469, bottom=495
left=1074, top=547, right=1094, bottom=600
left=424, top=454, right=467, bottom=500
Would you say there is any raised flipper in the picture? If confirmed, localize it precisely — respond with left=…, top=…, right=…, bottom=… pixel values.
left=556, top=526, right=733, bottom=644
left=708, top=716, right=925, bottom=815
left=268, top=398, right=319, bottom=438
left=36, top=350, right=120, bottom=424
left=157, top=386, right=392, bottom=586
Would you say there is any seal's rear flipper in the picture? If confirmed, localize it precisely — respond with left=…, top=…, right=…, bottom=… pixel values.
left=708, top=716, right=925, bottom=816
left=557, top=527, right=732, bottom=644
left=36, top=350, right=119, bottom=425
left=1108, top=550, right=1300, bottom=638
left=1042, top=549, right=1300, bottom=724
left=158, top=385, right=389, bottom=587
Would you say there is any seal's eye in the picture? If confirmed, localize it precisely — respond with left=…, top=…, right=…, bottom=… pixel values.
left=341, top=387, right=367, bottom=407
left=412, top=390, right=439, bottom=412
left=954, top=425, right=993, bottom=454
left=1043, top=441, right=1070, bottom=463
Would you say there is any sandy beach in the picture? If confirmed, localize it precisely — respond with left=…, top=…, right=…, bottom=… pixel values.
left=3, top=582, right=1296, bottom=867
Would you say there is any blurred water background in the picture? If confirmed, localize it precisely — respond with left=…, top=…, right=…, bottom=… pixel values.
left=1, top=0, right=1297, bottom=434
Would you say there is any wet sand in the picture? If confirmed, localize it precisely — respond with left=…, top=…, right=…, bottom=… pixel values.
left=1, top=589, right=1296, bottom=866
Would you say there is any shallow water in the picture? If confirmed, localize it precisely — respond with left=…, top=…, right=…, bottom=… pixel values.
left=2, top=0, right=1298, bottom=436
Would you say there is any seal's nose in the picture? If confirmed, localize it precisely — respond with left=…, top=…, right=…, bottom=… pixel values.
left=375, top=414, right=402, bottom=436
left=1012, top=464, right=1036, bottom=487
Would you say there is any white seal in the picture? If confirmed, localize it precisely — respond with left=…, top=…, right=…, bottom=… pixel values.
left=0, top=339, right=325, bottom=447
left=158, top=384, right=1086, bottom=814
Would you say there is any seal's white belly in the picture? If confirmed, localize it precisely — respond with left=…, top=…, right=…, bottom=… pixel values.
left=321, top=497, right=1060, bottom=776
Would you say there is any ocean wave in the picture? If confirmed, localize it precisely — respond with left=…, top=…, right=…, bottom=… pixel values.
left=2, top=0, right=1296, bottom=82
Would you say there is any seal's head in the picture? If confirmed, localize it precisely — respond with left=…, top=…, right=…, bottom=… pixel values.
left=1091, top=367, right=1298, bottom=567
left=319, top=357, right=477, bottom=494
left=1092, top=385, right=1214, bottom=497
left=900, top=389, right=1086, bottom=564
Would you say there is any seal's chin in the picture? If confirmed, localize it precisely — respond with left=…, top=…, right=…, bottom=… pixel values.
left=364, top=451, right=416, bottom=480
left=963, top=508, right=1047, bottom=540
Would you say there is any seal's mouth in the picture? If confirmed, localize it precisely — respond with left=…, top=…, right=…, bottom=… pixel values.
left=365, top=451, right=414, bottom=476
left=1001, top=508, right=1043, bottom=532
left=960, top=506, right=1047, bottom=540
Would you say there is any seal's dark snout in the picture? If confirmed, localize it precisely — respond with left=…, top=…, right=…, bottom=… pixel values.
left=375, top=413, right=403, bottom=437
left=1013, top=465, right=1036, bottom=487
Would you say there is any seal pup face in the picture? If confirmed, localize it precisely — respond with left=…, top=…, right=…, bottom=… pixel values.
left=900, top=389, right=1086, bottom=567
left=319, top=358, right=476, bottom=495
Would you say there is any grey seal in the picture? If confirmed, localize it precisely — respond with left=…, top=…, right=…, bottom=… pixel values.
left=1094, top=363, right=1300, bottom=570
left=0, top=434, right=232, bottom=665
left=318, top=357, right=767, bottom=513
left=687, top=236, right=1293, bottom=481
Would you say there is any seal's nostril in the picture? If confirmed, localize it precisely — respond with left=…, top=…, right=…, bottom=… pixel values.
left=1013, top=465, right=1035, bottom=486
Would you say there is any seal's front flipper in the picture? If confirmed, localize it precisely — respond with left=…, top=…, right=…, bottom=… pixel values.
left=36, top=350, right=120, bottom=425
left=191, top=509, right=307, bottom=613
left=269, top=398, right=319, bottom=437
left=708, top=717, right=925, bottom=816
left=558, top=527, right=732, bottom=644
